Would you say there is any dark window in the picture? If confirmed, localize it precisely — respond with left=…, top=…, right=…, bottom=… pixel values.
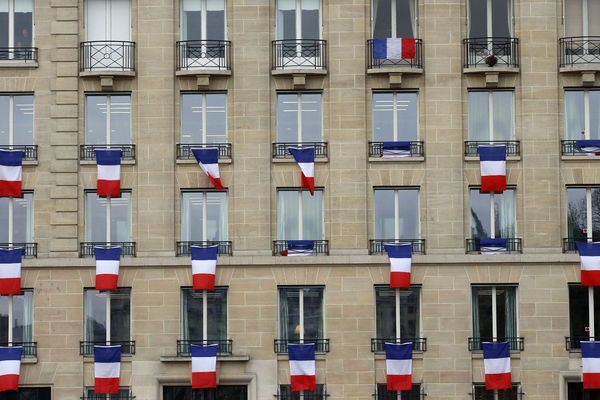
left=569, top=284, right=600, bottom=340
left=473, top=384, right=519, bottom=400
left=279, top=384, right=325, bottom=399
left=163, top=386, right=247, bottom=400
left=568, top=382, right=600, bottom=399
left=376, top=384, right=421, bottom=400
left=0, top=387, right=51, bottom=400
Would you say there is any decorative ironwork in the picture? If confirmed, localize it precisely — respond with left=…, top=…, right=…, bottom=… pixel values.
left=80, top=41, right=136, bottom=72
left=561, top=140, right=600, bottom=156
left=368, top=141, right=424, bottom=158
left=278, top=385, right=328, bottom=400
left=79, top=242, right=136, bottom=258
left=366, top=39, right=423, bottom=70
left=82, top=395, right=134, bottom=400
left=468, top=337, right=524, bottom=352
left=0, top=243, right=37, bottom=258
left=176, top=143, right=232, bottom=160
left=176, top=339, right=232, bottom=356
left=80, top=341, right=136, bottom=356
left=369, top=239, right=425, bottom=255
left=0, top=342, right=37, bottom=358
left=176, top=40, right=231, bottom=71
left=559, top=37, right=600, bottom=67
left=274, top=339, right=330, bottom=354
left=80, top=145, right=136, bottom=161
left=0, top=145, right=38, bottom=161
left=176, top=241, right=233, bottom=256
left=371, top=338, right=427, bottom=353
left=565, top=336, right=600, bottom=351
left=465, top=238, right=522, bottom=254
left=463, top=37, right=519, bottom=68
left=272, top=39, right=327, bottom=70
left=464, top=141, right=520, bottom=157
left=272, top=240, right=329, bottom=256
left=562, top=237, right=592, bottom=253
left=272, top=142, right=328, bottom=159
left=376, top=384, right=424, bottom=400
left=0, top=47, right=38, bottom=62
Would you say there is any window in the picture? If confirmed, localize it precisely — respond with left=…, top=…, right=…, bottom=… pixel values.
left=85, top=387, right=131, bottom=400
left=469, top=188, right=515, bottom=239
left=567, top=382, right=600, bottom=399
left=568, top=284, right=600, bottom=349
left=278, top=287, right=325, bottom=352
left=181, top=93, right=227, bottom=144
left=372, top=92, right=418, bottom=142
left=277, top=0, right=320, bottom=40
left=0, top=192, right=33, bottom=244
left=85, top=192, right=131, bottom=243
left=467, top=0, right=512, bottom=39
left=181, top=287, right=227, bottom=351
left=0, top=0, right=34, bottom=57
left=374, top=188, right=419, bottom=240
left=163, top=386, right=248, bottom=400
left=371, top=0, right=417, bottom=39
left=0, top=94, right=33, bottom=146
left=181, top=191, right=227, bottom=242
left=468, top=91, right=514, bottom=141
left=0, top=290, right=33, bottom=351
left=471, top=285, right=518, bottom=351
left=0, top=387, right=51, bottom=400
left=565, top=90, right=600, bottom=140
left=472, top=384, right=520, bottom=400
left=566, top=186, right=600, bottom=243
left=181, top=0, right=225, bottom=41
left=85, top=0, right=130, bottom=42
left=375, top=286, right=420, bottom=348
left=564, top=0, right=600, bottom=37
left=85, top=94, right=131, bottom=145
left=277, top=189, right=323, bottom=240
left=277, top=93, right=322, bottom=143
left=376, top=384, right=422, bottom=400
left=84, top=288, right=131, bottom=354
left=279, top=385, right=326, bottom=399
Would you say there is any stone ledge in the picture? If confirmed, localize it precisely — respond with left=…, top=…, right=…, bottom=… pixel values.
left=465, top=156, right=521, bottom=161
left=80, top=160, right=136, bottom=165
left=369, top=156, right=424, bottom=162
left=160, top=355, right=249, bottom=362
left=272, top=158, right=328, bottom=163
left=0, top=61, right=38, bottom=68
left=175, top=70, right=231, bottom=77
left=366, top=67, right=423, bottom=75
left=271, top=69, right=327, bottom=76
left=562, top=155, right=600, bottom=161
left=176, top=159, right=232, bottom=165
left=462, top=66, right=519, bottom=74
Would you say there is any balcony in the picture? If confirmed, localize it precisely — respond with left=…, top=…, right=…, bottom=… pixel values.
left=468, top=337, right=524, bottom=352
left=465, top=238, right=522, bottom=254
left=82, top=394, right=134, bottom=400
left=0, top=342, right=37, bottom=358
left=464, top=141, right=520, bottom=158
left=79, top=242, right=136, bottom=258
left=562, top=237, right=594, bottom=253
left=272, top=240, right=329, bottom=256
left=370, top=338, right=427, bottom=353
left=366, top=38, right=423, bottom=79
left=176, top=339, right=232, bottom=356
left=561, top=140, right=600, bottom=158
left=176, top=40, right=231, bottom=76
left=0, top=145, right=38, bottom=162
left=176, top=143, right=232, bottom=161
left=80, top=340, right=136, bottom=356
left=368, top=141, right=424, bottom=160
left=0, top=47, right=38, bottom=66
left=272, top=142, right=328, bottom=160
left=0, top=243, right=37, bottom=258
left=560, top=37, right=600, bottom=72
left=274, top=338, right=329, bottom=354
left=176, top=241, right=233, bottom=256
left=271, top=40, right=327, bottom=82
left=369, top=239, right=425, bottom=255
left=565, top=336, right=600, bottom=352
left=278, top=386, right=327, bottom=400
left=79, top=41, right=136, bottom=78
left=80, top=144, right=136, bottom=162
left=462, top=37, right=519, bottom=79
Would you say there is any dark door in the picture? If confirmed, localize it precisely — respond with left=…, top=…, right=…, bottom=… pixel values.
left=569, top=382, right=600, bottom=400
left=163, top=385, right=247, bottom=400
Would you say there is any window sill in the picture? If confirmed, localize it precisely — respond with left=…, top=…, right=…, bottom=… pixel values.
left=465, top=156, right=520, bottom=162
left=471, top=352, right=521, bottom=359
left=22, top=357, right=37, bottom=364
left=276, top=353, right=328, bottom=361
left=374, top=352, right=423, bottom=360
left=368, top=156, right=424, bottom=162
left=160, top=355, right=249, bottom=362
left=462, top=66, right=519, bottom=74
left=0, top=61, right=38, bottom=68
left=176, top=158, right=232, bottom=164
left=79, top=70, right=136, bottom=78
left=366, top=66, right=423, bottom=75
left=272, top=157, right=328, bottom=163
left=559, top=65, right=600, bottom=73
left=271, top=68, right=327, bottom=76
left=80, top=160, right=136, bottom=165
left=175, top=69, right=231, bottom=77
left=562, top=155, right=600, bottom=161
left=22, top=160, right=38, bottom=166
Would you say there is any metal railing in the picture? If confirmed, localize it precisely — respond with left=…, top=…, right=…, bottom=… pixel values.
left=368, top=141, right=424, bottom=158
left=562, top=237, right=595, bottom=253
left=80, top=340, right=136, bottom=356
left=176, top=339, right=232, bottom=356
left=176, top=40, right=231, bottom=71
left=278, top=386, right=327, bottom=400
left=366, top=39, right=423, bottom=70
left=274, top=338, right=330, bottom=354
left=376, top=384, right=424, bottom=400
left=468, top=337, right=524, bottom=352
left=176, top=143, right=232, bottom=160
left=82, top=395, right=134, bottom=400
left=80, top=144, right=136, bottom=161
left=79, top=242, right=136, bottom=258
left=0, top=243, right=37, bottom=258
left=465, top=238, right=522, bottom=254
left=0, top=342, right=37, bottom=358
left=463, top=37, right=519, bottom=68
left=272, top=142, right=328, bottom=159
left=464, top=141, right=520, bottom=157
left=272, top=240, right=329, bottom=256
left=559, top=37, right=600, bottom=67
left=80, top=41, right=136, bottom=72
left=561, top=140, right=600, bottom=156
left=272, top=39, right=327, bottom=70
left=176, top=241, right=233, bottom=256
left=369, top=239, right=426, bottom=255
left=0, top=47, right=38, bottom=62
left=0, top=145, right=38, bottom=161
left=565, top=336, right=600, bottom=351
left=371, top=338, right=427, bottom=353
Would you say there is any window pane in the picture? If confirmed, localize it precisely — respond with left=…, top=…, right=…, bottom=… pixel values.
left=14, top=0, right=33, bottom=48
left=399, top=287, right=419, bottom=338
left=493, top=188, right=515, bottom=238
left=181, top=94, right=204, bottom=143
left=468, top=0, right=487, bottom=37
left=85, top=192, right=131, bottom=242
left=301, top=0, right=320, bottom=39
left=373, top=93, right=394, bottom=142
left=110, top=288, right=131, bottom=342
left=496, top=286, right=517, bottom=340
left=279, top=288, right=300, bottom=341
left=589, top=0, right=600, bottom=36
left=374, top=189, right=395, bottom=239
left=182, top=192, right=205, bottom=241
left=491, top=0, right=510, bottom=36
left=398, top=189, right=419, bottom=238
left=302, top=287, right=323, bottom=339
left=301, top=190, right=323, bottom=239
left=590, top=91, right=600, bottom=140
left=395, top=0, right=415, bottom=38
left=375, top=287, right=397, bottom=338
left=567, top=187, right=587, bottom=241
left=0, top=96, right=8, bottom=144
left=12, top=192, right=33, bottom=243
left=277, top=0, right=296, bottom=40
left=109, top=95, right=131, bottom=144
left=468, top=92, right=489, bottom=141
left=205, top=192, right=227, bottom=241
left=206, top=0, right=225, bottom=40
left=12, top=95, right=33, bottom=146
left=86, top=96, right=108, bottom=145
left=565, top=0, right=583, bottom=36
left=85, top=192, right=107, bottom=242
left=0, top=198, right=7, bottom=242
left=85, top=289, right=107, bottom=342
left=207, top=288, right=227, bottom=341
left=593, top=188, right=600, bottom=241
left=277, top=94, right=299, bottom=142
left=473, top=287, right=493, bottom=338
left=182, top=289, right=203, bottom=340
left=396, top=92, right=418, bottom=141
left=205, top=94, right=227, bottom=143
left=182, top=0, right=202, bottom=40
left=372, top=0, right=392, bottom=38
left=277, top=191, right=300, bottom=239
left=565, top=91, right=585, bottom=140
left=301, top=93, right=322, bottom=142
left=0, top=296, right=8, bottom=343
left=470, top=189, right=491, bottom=239
left=492, top=91, right=513, bottom=140
left=0, top=0, right=7, bottom=49
left=110, top=193, right=131, bottom=242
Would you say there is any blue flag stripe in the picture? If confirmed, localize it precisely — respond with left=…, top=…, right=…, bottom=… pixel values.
left=288, top=343, right=315, bottom=361
left=0, top=346, right=22, bottom=361
left=288, top=147, right=315, bottom=163
left=577, top=140, right=600, bottom=147
left=582, top=341, right=600, bottom=358
left=482, top=342, right=510, bottom=359
left=192, top=148, right=219, bottom=164
left=479, top=145, right=506, bottom=161
left=480, top=238, right=507, bottom=247
left=384, top=244, right=412, bottom=259
left=191, top=245, right=218, bottom=261
left=385, top=342, right=412, bottom=360
left=191, top=344, right=218, bottom=358
left=94, top=247, right=121, bottom=261
left=0, top=150, right=23, bottom=167
left=577, top=242, right=600, bottom=257
left=0, top=248, right=22, bottom=264
left=94, top=149, right=122, bottom=165
left=94, top=345, right=121, bottom=363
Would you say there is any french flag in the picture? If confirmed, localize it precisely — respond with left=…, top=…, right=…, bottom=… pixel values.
left=479, top=238, right=507, bottom=255
left=577, top=242, right=600, bottom=286
left=94, top=247, right=120, bottom=291
left=191, top=246, right=217, bottom=291
left=381, top=142, right=411, bottom=158
left=192, top=148, right=225, bottom=190
left=582, top=341, right=600, bottom=389
left=576, top=140, right=600, bottom=156
left=482, top=341, right=512, bottom=390
left=281, top=240, right=314, bottom=257
left=288, top=147, right=315, bottom=196
left=94, top=345, right=121, bottom=394
left=0, top=150, right=22, bottom=198
left=385, top=342, right=412, bottom=391
left=0, top=248, right=21, bottom=295
left=191, top=344, right=218, bottom=389
left=0, top=346, right=21, bottom=392
left=479, top=145, right=506, bottom=193
left=384, top=244, right=411, bottom=289
left=95, top=149, right=121, bottom=197
left=372, top=38, right=416, bottom=59
left=288, top=343, right=316, bottom=392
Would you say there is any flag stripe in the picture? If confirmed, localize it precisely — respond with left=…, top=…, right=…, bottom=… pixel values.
left=0, top=374, right=19, bottom=392
left=0, top=165, right=22, bottom=182
left=192, top=372, right=217, bottom=389
left=389, top=258, right=411, bottom=273
left=583, top=357, right=600, bottom=373
left=387, top=374, right=412, bottom=391
left=94, top=362, right=120, bottom=378
left=192, top=259, right=217, bottom=275
left=96, top=259, right=119, bottom=275
left=386, top=359, right=412, bottom=375
left=97, top=165, right=121, bottom=181
left=390, top=272, right=411, bottom=288
left=290, top=375, right=315, bottom=391
left=193, top=274, right=215, bottom=291
left=485, top=373, right=512, bottom=390
left=0, top=360, right=21, bottom=375
left=192, top=356, right=217, bottom=373
left=484, top=357, right=511, bottom=374
left=480, top=160, right=506, bottom=176
left=290, top=360, right=316, bottom=376
left=296, top=162, right=314, bottom=179
left=581, top=256, right=600, bottom=270
left=0, top=279, right=20, bottom=295
left=95, top=377, right=120, bottom=394
left=0, top=263, right=20, bottom=279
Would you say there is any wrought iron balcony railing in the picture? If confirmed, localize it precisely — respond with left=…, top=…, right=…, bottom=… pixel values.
left=369, top=239, right=425, bottom=255
left=82, top=394, right=134, bottom=400
left=80, top=340, right=136, bottom=356
left=562, top=237, right=596, bottom=253
left=371, top=338, right=427, bottom=353
left=278, top=385, right=327, bottom=400
left=559, top=37, right=600, bottom=67
left=463, top=37, right=519, bottom=68
left=272, top=39, right=327, bottom=70
left=176, top=40, right=231, bottom=71
left=0, top=342, right=37, bottom=358
left=0, top=47, right=38, bottom=62
left=79, top=242, right=136, bottom=258
left=272, top=142, right=328, bottom=159
left=368, top=141, right=424, bottom=158
left=561, top=140, right=600, bottom=156
left=272, top=240, right=329, bottom=256
left=176, top=143, right=232, bottom=160
left=468, top=337, right=524, bottom=352
left=80, top=41, right=136, bottom=72
left=80, top=144, right=136, bottom=161
left=565, top=336, right=600, bottom=351
left=274, top=338, right=330, bottom=354
left=466, top=238, right=522, bottom=254
left=0, top=145, right=38, bottom=161
left=464, top=141, right=520, bottom=157
left=376, top=384, right=424, bottom=400
left=0, top=243, right=37, bottom=258
left=176, top=241, right=233, bottom=256
left=366, top=39, right=423, bottom=70
left=176, top=339, right=232, bottom=356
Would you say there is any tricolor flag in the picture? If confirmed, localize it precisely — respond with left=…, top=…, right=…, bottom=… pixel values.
left=192, top=148, right=225, bottom=190
left=95, top=149, right=121, bottom=197
left=94, top=247, right=120, bottom=291
left=94, top=345, right=121, bottom=394
left=479, top=238, right=507, bottom=255
left=191, top=245, right=217, bottom=291
left=0, top=346, right=21, bottom=392
left=577, top=242, right=600, bottom=286
left=288, top=147, right=315, bottom=195
left=482, top=341, right=512, bottom=390
left=0, top=150, right=22, bottom=198
left=281, top=240, right=314, bottom=257
left=384, top=244, right=411, bottom=289
left=385, top=342, right=412, bottom=391
left=581, top=341, right=600, bottom=389
left=576, top=140, right=600, bottom=156
left=381, top=142, right=411, bottom=158
left=288, top=343, right=316, bottom=391
left=0, top=248, right=22, bottom=295
left=191, top=344, right=218, bottom=389
left=372, top=38, right=416, bottom=59
left=479, top=145, right=506, bottom=193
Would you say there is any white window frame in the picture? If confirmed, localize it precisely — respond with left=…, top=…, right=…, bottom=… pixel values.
left=180, top=287, right=228, bottom=343
left=372, top=91, right=419, bottom=142
left=84, top=0, right=131, bottom=41
left=84, top=191, right=132, bottom=243
left=276, top=0, right=322, bottom=40
left=84, top=288, right=132, bottom=349
left=0, top=289, right=33, bottom=347
left=277, top=189, right=324, bottom=240
left=0, top=191, right=33, bottom=244
left=1, top=0, right=35, bottom=52
left=181, top=191, right=228, bottom=242
left=180, top=92, right=227, bottom=144
left=469, top=187, right=517, bottom=240
left=373, top=187, right=420, bottom=239
left=180, top=0, right=227, bottom=41
left=468, top=90, right=515, bottom=141
left=471, top=285, right=519, bottom=344
left=466, top=0, right=514, bottom=37
left=564, top=89, right=599, bottom=140
left=370, top=0, right=418, bottom=39
left=0, top=93, right=34, bottom=146
left=374, top=285, right=422, bottom=341
left=277, top=286, right=326, bottom=344
left=277, top=92, right=323, bottom=143
left=85, top=93, right=132, bottom=145
left=565, top=186, right=599, bottom=241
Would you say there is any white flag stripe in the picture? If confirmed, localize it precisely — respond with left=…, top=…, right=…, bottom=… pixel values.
left=581, top=256, right=600, bottom=270
left=386, top=358, right=412, bottom=375
left=200, top=163, right=220, bottom=179
left=480, top=160, right=505, bottom=177
left=192, top=259, right=217, bottom=275
left=387, top=40, right=403, bottom=59
left=94, top=362, right=120, bottom=378
left=297, top=162, right=314, bottom=178
left=289, top=359, right=315, bottom=376
left=97, top=165, right=121, bottom=181
left=96, top=259, right=119, bottom=275
left=389, top=258, right=411, bottom=273
left=192, top=356, right=217, bottom=373
left=0, top=165, right=22, bottom=182
left=583, top=357, right=600, bottom=373
left=0, top=263, right=21, bottom=279
left=483, top=357, right=510, bottom=374
left=0, top=360, right=20, bottom=375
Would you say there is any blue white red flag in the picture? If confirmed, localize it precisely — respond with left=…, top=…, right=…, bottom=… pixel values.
left=576, top=140, right=600, bottom=155
left=582, top=341, right=600, bottom=389
left=384, top=244, right=411, bottom=289
left=482, top=341, right=511, bottom=390
left=0, top=346, right=21, bottom=392
left=94, top=345, right=121, bottom=394
left=281, top=240, right=314, bottom=256
left=191, top=246, right=217, bottom=291
left=372, top=38, right=416, bottom=59
left=381, top=142, right=411, bottom=158
left=288, top=343, right=316, bottom=391
left=95, top=149, right=121, bottom=197
left=0, top=248, right=21, bottom=295
left=0, top=150, right=22, bottom=198
left=385, top=342, right=412, bottom=391
left=479, top=238, right=507, bottom=255
left=288, top=147, right=315, bottom=195
left=191, top=344, right=218, bottom=389
left=94, top=247, right=120, bottom=291
left=192, top=148, right=225, bottom=190
left=479, top=145, right=506, bottom=193
left=577, top=242, right=600, bottom=286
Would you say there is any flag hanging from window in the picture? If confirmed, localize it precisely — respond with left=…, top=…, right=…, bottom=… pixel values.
left=479, top=238, right=507, bottom=254
left=482, top=341, right=512, bottom=390
left=372, top=38, right=416, bottom=59
left=191, top=344, right=218, bottom=389
left=576, top=242, right=600, bottom=286
left=384, top=244, right=412, bottom=289
left=281, top=240, right=314, bottom=256
left=381, top=142, right=411, bottom=158
left=0, top=150, right=23, bottom=198
left=192, top=148, right=225, bottom=190
left=479, top=145, right=506, bottom=193
left=94, top=247, right=120, bottom=291
left=385, top=342, right=412, bottom=391
left=95, top=149, right=122, bottom=197
left=576, top=140, right=600, bottom=156
left=191, top=245, right=217, bottom=291
left=581, top=341, right=600, bottom=389
left=94, top=345, right=121, bottom=394
left=288, top=343, right=316, bottom=391
left=288, top=147, right=315, bottom=195
left=0, top=346, right=22, bottom=392
left=0, top=248, right=21, bottom=295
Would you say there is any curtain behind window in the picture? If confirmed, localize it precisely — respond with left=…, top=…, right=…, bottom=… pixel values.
left=565, top=91, right=585, bottom=140
left=495, top=188, right=515, bottom=238
left=468, top=92, right=489, bottom=140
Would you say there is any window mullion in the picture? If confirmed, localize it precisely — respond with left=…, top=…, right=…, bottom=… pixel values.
left=583, top=0, right=589, bottom=37
left=106, top=95, right=111, bottom=146
left=394, top=190, right=399, bottom=239
left=8, top=0, right=14, bottom=50
left=298, top=191, right=303, bottom=239
left=392, top=92, right=398, bottom=141
left=491, top=286, right=497, bottom=339
left=587, top=188, right=593, bottom=240
left=585, top=90, right=591, bottom=139
left=391, top=0, right=397, bottom=38
left=203, top=289, right=208, bottom=341
left=299, top=288, right=304, bottom=342
left=105, top=293, right=111, bottom=344
left=297, top=94, right=303, bottom=142
left=202, top=94, right=207, bottom=143
left=296, top=0, right=302, bottom=39
left=201, top=0, right=207, bottom=40
left=202, top=192, right=207, bottom=240
left=7, top=295, right=12, bottom=345
left=488, top=92, right=494, bottom=141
